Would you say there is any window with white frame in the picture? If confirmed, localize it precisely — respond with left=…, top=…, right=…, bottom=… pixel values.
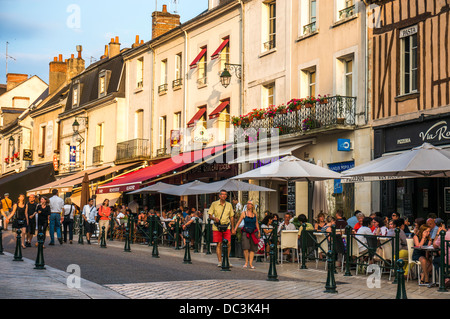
left=72, top=81, right=80, bottom=107
left=300, top=0, right=317, bottom=36
left=263, top=1, right=276, bottom=51
left=400, top=26, right=418, bottom=95
left=135, top=110, right=144, bottom=139
left=159, top=59, right=168, bottom=93
left=96, top=123, right=104, bottom=147
left=300, top=66, right=317, bottom=98
left=262, top=83, right=275, bottom=107
left=219, top=39, right=230, bottom=72
left=159, top=116, right=167, bottom=151
left=38, top=125, right=46, bottom=157
left=175, top=53, right=182, bottom=84
left=344, top=59, right=353, bottom=96
left=197, top=47, right=207, bottom=86
left=137, top=57, right=144, bottom=88
left=173, top=112, right=182, bottom=130
left=98, top=69, right=111, bottom=98
left=337, top=0, right=355, bottom=21
left=308, top=70, right=316, bottom=97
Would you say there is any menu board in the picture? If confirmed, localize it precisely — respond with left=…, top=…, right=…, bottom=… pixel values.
left=445, top=188, right=450, bottom=214
left=287, top=181, right=296, bottom=214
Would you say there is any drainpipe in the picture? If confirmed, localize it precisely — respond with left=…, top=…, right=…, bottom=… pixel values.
left=238, top=0, right=245, bottom=117
left=148, top=43, right=156, bottom=159
left=182, top=27, right=189, bottom=153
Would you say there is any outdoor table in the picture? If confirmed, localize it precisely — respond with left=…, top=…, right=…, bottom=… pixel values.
left=413, top=245, right=440, bottom=286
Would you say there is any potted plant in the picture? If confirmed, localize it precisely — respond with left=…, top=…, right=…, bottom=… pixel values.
left=231, top=116, right=241, bottom=127
left=4, top=157, right=9, bottom=164
left=318, top=94, right=329, bottom=104
left=302, top=116, right=317, bottom=131
left=304, top=96, right=316, bottom=108
left=336, top=95, right=345, bottom=124
left=276, top=104, right=287, bottom=114
left=287, top=99, right=302, bottom=112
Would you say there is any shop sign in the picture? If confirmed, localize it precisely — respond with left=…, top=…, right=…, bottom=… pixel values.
left=327, top=161, right=355, bottom=173
left=381, top=116, right=450, bottom=153
left=23, top=149, right=33, bottom=161
left=337, top=139, right=352, bottom=152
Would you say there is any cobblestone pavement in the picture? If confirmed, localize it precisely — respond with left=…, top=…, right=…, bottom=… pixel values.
left=1, top=234, right=450, bottom=299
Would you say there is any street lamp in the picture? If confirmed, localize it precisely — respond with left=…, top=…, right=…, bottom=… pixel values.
left=72, top=117, right=88, bottom=144
left=220, top=63, right=242, bottom=88
left=72, top=119, right=80, bottom=134
left=8, top=136, right=14, bottom=146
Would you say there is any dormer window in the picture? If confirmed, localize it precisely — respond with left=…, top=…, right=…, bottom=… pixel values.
left=73, top=80, right=80, bottom=107
left=98, top=69, right=111, bottom=98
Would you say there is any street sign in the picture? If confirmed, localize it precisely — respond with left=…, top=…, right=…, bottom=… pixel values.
left=338, top=139, right=351, bottom=151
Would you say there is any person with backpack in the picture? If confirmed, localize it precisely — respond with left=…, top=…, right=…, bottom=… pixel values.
left=62, top=198, right=76, bottom=244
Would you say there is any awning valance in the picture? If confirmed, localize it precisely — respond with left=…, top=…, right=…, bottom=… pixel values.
left=211, top=38, right=229, bottom=60
left=209, top=100, right=229, bottom=119
left=187, top=107, right=207, bottom=127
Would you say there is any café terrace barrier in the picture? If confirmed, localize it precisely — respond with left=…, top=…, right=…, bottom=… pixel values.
left=299, top=224, right=400, bottom=281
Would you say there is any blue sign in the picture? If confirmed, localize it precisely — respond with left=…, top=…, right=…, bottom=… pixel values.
left=70, top=146, right=76, bottom=166
left=334, top=179, right=343, bottom=194
left=327, top=161, right=355, bottom=173
left=338, top=139, right=352, bottom=151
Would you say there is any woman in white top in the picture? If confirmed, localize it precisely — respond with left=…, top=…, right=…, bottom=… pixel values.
left=62, top=198, right=76, bottom=244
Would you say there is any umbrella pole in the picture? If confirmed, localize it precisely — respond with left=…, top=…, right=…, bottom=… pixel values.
left=160, top=193, right=162, bottom=215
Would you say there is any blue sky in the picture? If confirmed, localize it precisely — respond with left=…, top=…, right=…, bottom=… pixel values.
left=0, top=0, right=208, bottom=84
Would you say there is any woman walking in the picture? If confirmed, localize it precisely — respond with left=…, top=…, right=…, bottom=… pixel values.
left=233, top=201, right=260, bottom=269
left=10, top=194, right=28, bottom=249
left=36, top=196, right=50, bottom=246
left=62, top=198, right=76, bottom=244
left=97, top=199, right=111, bottom=244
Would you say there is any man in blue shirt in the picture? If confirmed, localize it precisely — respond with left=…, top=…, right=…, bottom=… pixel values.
left=427, top=218, right=439, bottom=240
left=346, top=210, right=361, bottom=228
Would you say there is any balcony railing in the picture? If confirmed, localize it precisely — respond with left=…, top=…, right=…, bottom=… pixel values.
left=93, top=145, right=104, bottom=165
left=264, top=38, right=276, bottom=51
left=303, top=21, right=317, bottom=35
left=339, top=5, right=355, bottom=20
left=116, top=138, right=150, bottom=164
left=197, top=77, right=207, bottom=87
left=158, top=83, right=168, bottom=94
left=234, top=96, right=356, bottom=143
left=172, top=78, right=183, bottom=89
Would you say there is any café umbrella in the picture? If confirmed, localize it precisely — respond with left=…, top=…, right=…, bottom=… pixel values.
left=80, top=173, right=91, bottom=210
left=342, top=143, right=450, bottom=178
left=158, top=180, right=208, bottom=211
left=189, top=179, right=276, bottom=194
left=128, top=182, right=174, bottom=214
left=230, top=155, right=343, bottom=182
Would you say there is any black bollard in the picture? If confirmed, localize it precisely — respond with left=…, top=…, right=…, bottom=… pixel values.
left=0, top=217, right=4, bottom=255
left=267, top=244, right=279, bottom=281
left=100, top=226, right=107, bottom=248
left=324, top=250, right=338, bottom=294
left=344, top=225, right=353, bottom=276
left=109, top=218, right=114, bottom=241
left=152, top=230, right=160, bottom=258
left=194, top=218, right=200, bottom=253
left=183, top=234, right=192, bottom=264
left=124, top=226, right=131, bottom=252
left=174, top=216, right=180, bottom=250
left=78, top=218, right=84, bottom=245
left=34, top=233, right=46, bottom=270
left=205, top=219, right=211, bottom=255
left=396, top=259, right=407, bottom=299
left=13, top=229, right=23, bottom=262
left=221, top=238, right=231, bottom=271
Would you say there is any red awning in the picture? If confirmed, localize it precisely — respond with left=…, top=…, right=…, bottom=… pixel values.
left=97, top=144, right=230, bottom=194
left=189, top=48, right=207, bottom=69
left=209, top=100, right=229, bottom=119
left=187, top=107, right=207, bottom=127
left=211, top=38, right=229, bottom=60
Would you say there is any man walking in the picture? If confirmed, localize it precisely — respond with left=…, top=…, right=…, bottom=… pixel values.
left=82, top=198, right=97, bottom=245
left=49, top=189, right=64, bottom=245
left=208, top=190, right=235, bottom=267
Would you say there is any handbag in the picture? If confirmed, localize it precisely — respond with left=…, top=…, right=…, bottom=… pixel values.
left=215, top=203, right=229, bottom=232
left=96, top=206, right=102, bottom=223
left=64, top=205, right=73, bottom=222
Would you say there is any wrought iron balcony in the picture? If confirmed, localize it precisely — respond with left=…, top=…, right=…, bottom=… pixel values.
left=233, top=96, right=356, bottom=143
left=339, top=5, right=355, bottom=20
left=264, top=38, right=276, bottom=51
left=303, top=21, right=317, bottom=35
left=115, top=138, right=150, bottom=164
left=172, top=78, right=183, bottom=89
left=158, top=83, right=168, bottom=94
left=93, top=145, right=104, bottom=165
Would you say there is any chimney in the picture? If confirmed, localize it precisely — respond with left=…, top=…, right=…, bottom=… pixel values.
left=49, top=54, right=68, bottom=95
left=108, top=36, right=121, bottom=58
left=6, top=73, right=28, bottom=91
left=151, top=4, right=180, bottom=39
left=66, top=45, right=85, bottom=81
left=132, top=35, right=144, bottom=48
